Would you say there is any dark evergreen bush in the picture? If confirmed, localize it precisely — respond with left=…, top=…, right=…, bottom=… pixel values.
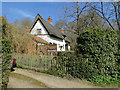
left=48, top=51, right=77, bottom=78
left=2, top=39, right=12, bottom=90
left=47, top=28, right=119, bottom=85
left=57, top=51, right=74, bottom=56
left=77, top=28, right=119, bottom=84
left=116, top=35, right=120, bottom=80
left=1, top=16, right=12, bottom=90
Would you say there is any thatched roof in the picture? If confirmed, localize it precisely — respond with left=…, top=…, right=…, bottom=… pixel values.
left=30, top=14, right=70, bottom=42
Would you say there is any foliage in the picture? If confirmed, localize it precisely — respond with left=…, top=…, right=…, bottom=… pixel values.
left=11, top=24, right=33, bottom=53
left=89, top=75, right=118, bottom=85
left=57, top=51, right=75, bottom=56
left=116, top=35, right=120, bottom=82
left=2, top=39, right=12, bottom=89
left=1, top=16, right=13, bottom=41
left=1, top=16, right=12, bottom=89
left=0, top=37, right=1, bottom=89
left=47, top=28, right=119, bottom=86
left=47, top=52, right=77, bottom=79
left=77, top=28, right=119, bottom=84
left=1, top=16, right=33, bottom=54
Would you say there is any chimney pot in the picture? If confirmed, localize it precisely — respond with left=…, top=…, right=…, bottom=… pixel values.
left=48, top=16, right=52, bottom=24
left=25, top=28, right=30, bottom=32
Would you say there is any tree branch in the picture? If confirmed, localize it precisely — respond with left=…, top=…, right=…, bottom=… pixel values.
left=92, top=3, right=115, bottom=30
left=112, top=2, right=120, bottom=31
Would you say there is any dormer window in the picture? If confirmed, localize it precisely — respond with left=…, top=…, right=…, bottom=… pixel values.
left=37, top=28, right=41, bottom=34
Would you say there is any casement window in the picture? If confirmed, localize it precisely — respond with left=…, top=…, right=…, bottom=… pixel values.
left=37, top=28, right=41, bottom=34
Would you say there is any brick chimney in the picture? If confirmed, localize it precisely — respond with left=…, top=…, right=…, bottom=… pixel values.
left=48, top=16, right=52, bottom=24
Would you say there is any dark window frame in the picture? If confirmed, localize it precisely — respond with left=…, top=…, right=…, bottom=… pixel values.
left=37, top=28, right=42, bottom=34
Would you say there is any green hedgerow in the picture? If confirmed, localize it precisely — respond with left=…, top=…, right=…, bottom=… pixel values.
left=77, top=28, right=119, bottom=84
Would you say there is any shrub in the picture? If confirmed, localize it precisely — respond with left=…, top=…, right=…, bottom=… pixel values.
left=77, top=28, right=119, bottom=84
left=1, top=16, right=12, bottom=89
left=2, top=39, right=12, bottom=89
left=48, top=52, right=79, bottom=78
left=116, top=35, right=120, bottom=81
left=46, top=28, right=119, bottom=85
left=57, top=51, right=74, bottom=56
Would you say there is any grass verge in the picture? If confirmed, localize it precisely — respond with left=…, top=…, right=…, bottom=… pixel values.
left=10, top=72, right=48, bottom=88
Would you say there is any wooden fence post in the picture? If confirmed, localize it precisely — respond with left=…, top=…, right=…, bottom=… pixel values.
left=51, top=59, right=52, bottom=71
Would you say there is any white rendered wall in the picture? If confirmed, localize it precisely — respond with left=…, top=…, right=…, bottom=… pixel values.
left=38, top=35, right=66, bottom=51
left=50, top=36, right=66, bottom=51
left=30, top=20, right=48, bottom=35
left=30, top=19, right=66, bottom=51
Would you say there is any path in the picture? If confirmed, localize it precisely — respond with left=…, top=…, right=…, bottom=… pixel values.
left=8, top=68, right=100, bottom=88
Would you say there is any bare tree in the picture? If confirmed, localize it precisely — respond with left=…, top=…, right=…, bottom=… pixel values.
left=54, top=19, right=68, bottom=30
left=20, top=18, right=32, bottom=29
left=13, top=18, right=32, bottom=35
left=91, top=2, right=120, bottom=31
left=112, top=2, right=120, bottom=31
left=54, top=20, right=77, bottom=50
left=64, top=2, right=91, bottom=35
left=78, top=8, right=109, bottom=31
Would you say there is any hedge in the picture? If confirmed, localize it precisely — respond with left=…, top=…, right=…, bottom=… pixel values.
left=57, top=51, right=75, bottom=56
left=48, top=28, right=119, bottom=85
left=77, top=28, right=119, bottom=84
